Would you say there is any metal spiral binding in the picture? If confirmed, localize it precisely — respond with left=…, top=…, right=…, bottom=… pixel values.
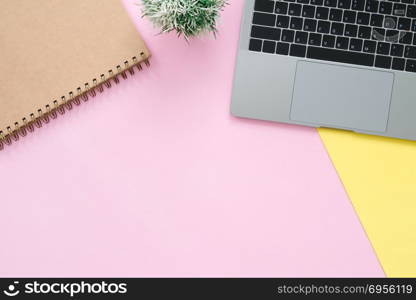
left=0, top=53, right=150, bottom=151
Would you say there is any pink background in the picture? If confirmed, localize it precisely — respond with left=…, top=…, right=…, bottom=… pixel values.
left=0, top=1, right=384, bottom=277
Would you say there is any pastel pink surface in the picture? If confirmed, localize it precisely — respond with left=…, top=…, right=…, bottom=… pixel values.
left=0, top=1, right=383, bottom=277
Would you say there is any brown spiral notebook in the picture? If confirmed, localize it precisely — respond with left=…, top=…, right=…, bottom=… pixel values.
left=0, top=0, right=150, bottom=150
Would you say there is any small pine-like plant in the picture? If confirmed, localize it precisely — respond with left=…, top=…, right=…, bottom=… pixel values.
left=141, top=0, right=228, bottom=40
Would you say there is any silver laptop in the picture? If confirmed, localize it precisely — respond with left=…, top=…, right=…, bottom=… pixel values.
left=231, top=0, right=416, bottom=141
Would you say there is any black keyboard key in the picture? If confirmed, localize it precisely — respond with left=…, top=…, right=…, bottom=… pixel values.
left=304, top=19, right=318, bottom=31
left=363, top=40, right=377, bottom=53
left=358, top=26, right=372, bottom=39
left=251, top=26, right=282, bottom=40
left=366, top=0, right=379, bottom=12
left=377, top=42, right=391, bottom=55
left=370, top=14, right=384, bottom=27
left=253, top=12, right=276, bottom=26
left=398, top=18, right=411, bottom=31
left=403, top=0, right=414, bottom=4
left=311, top=0, right=324, bottom=5
left=324, top=0, right=338, bottom=7
left=405, top=45, right=416, bottom=58
left=392, top=57, right=406, bottom=70
left=357, top=12, right=370, bottom=25
left=275, top=2, right=289, bottom=14
left=412, top=20, right=416, bottom=31
left=343, top=10, right=357, bottom=23
left=401, top=32, right=413, bottom=44
left=329, top=8, right=343, bottom=21
left=331, top=22, right=344, bottom=35
left=249, top=39, right=263, bottom=52
left=345, top=24, right=358, bottom=37
left=408, top=5, right=416, bottom=18
left=379, top=1, right=393, bottom=14
left=372, top=28, right=385, bottom=41
left=309, top=33, right=323, bottom=45
left=393, top=3, right=406, bottom=16
left=413, top=33, right=416, bottom=45
left=255, top=0, right=275, bottom=12
left=338, top=0, right=351, bottom=9
left=290, top=17, right=303, bottom=29
left=263, top=40, right=277, bottom=53
left=289, top=3, right=302, bottom=15
left=318, top=20, right=331, bottom=33
left=350, top=38, right=363, bottom=51
left=297, top=0, right=310, bottom=4
left=406, top=59, right=416, bottom=72
left=384, top=25, right=399, bottom=39
left=352, top=0, right=365, bottom=11
left=307, top=46, right=375, bottom=66
left=303, top=5, right=316, bottom=17
left=336, top=36, right=349, bottom=49
left=276, top=42, right=290, bottom=55
left=295, top=31, right=309, bottom=44
left=322, top=34, right=336, bottom=47
left=281, top=29, right=295, bottom=42
left=290, top=44, right=307, bottom=57
left=384, top=16, right=397, bottom=29
left=378, top=29, right=387, bottom=41
left=316, top=7, right=330, bottom=19
left=391, top=44, right=404, bottom=56
left=276, top=15, right=290, bottom=28
left=386, top=30, right=399, bottom=43
left=375, top=55, right=392, bottom=68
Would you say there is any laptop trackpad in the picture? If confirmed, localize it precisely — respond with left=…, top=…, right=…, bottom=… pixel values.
left=290, top=61, right=394, bottom=133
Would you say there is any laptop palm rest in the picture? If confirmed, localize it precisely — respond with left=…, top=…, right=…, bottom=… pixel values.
left=290, top=61, right=394, bottom=133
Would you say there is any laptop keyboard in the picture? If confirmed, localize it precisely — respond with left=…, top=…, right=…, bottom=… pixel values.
left=249, top=0, right=416, bottom=72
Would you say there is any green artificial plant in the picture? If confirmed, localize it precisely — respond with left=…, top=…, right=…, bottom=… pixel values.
left=141, top=0, right=228, bottom=40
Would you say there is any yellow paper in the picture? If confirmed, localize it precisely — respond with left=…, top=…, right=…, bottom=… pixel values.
left=319, top=128, right=416, bottom=277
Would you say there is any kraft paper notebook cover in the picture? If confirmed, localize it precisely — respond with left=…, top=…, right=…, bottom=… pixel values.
left=0, top=0, right=150, bottom=150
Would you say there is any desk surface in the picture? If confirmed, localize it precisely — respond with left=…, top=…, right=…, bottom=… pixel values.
left=0, top=0, right=383, bottom=277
